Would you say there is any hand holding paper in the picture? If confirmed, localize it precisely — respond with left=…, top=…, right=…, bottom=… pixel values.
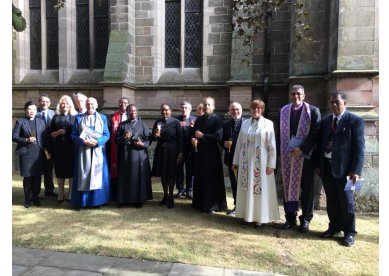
left=344, top=177, right=364, bottom=191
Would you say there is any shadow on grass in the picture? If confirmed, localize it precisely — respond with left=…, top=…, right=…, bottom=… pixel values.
left=12, top=183, right=378, bottom=244
left=12, top=175, right=379, bottom=276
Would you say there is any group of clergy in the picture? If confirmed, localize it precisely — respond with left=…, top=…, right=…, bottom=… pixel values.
left=14, top=86, right=365, bottom=247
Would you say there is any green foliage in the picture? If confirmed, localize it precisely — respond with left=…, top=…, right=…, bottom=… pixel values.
left=54, top=0, right=66, bottom=10
left=231, top=0, right=316, bottom=65
left=12, top=4, right=26, bottom=32
left=231, top=0, right=313, bottom=45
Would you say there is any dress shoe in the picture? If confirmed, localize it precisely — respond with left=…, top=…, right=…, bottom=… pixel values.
left=159, top=197, right=168, bottom=206
left=45, top=191, right=58, bottom=197
left=254, top=223, right=263, bottom=229
left=281, top=220, right=296, bottom=230
left=227, top=208, right=236, bottom=215
left=32, top=200, right=41, bottom=207
left=241, top=220, right=250, bottom=225
left=175, top=191, right=186, bottom=198
left=343, top=235, right=355, bottom=247
left=298, top=220, right=310, bottom=233
left=167, top=197, right=175, bottom=209
left=320, top=229, right=342, bottom=238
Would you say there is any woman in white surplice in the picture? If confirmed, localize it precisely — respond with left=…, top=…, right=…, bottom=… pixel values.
left=232, top=99, right=280, bottom=228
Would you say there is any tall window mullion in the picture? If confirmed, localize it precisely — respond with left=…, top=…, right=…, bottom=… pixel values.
left=184, top=0, right=202, bottom=68
left=46, top=0, right=59, bottom=69
left=76, top=0, right=90, bottom=69
left=94, top=0, right=109, bottom=69
left=30, top=0, right=42, bottom=70
left=165, top=0, right=181, bottom=68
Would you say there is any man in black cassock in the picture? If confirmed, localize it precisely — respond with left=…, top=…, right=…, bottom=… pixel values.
left=115, top=104, right=152, bottom=207
left=192, top=97, right=227, bottom=214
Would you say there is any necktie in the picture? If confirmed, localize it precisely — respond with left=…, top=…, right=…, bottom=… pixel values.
left=332, top=117, right=338, bottom=131
left=42, top=111, right=47, bottom=124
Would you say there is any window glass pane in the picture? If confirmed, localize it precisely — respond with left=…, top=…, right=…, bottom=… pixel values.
left=94, top=0, right=109, bottom=69
left=185, top=0, right=201, bottom=11
left=46, top=0, right=59, bottom=69
left=29, top=0, right=42, bottom=70
left=165, top=0, right=181, bottom=68
left=76, top=0, right=90, bottom=69
left=185, top=0, right=202, bottom=67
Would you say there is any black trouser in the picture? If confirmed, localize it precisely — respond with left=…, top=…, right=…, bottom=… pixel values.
left=110, top=178, right=118, bottom=201
left=39, top=157, right=54, bottom=194
left=24, top=176, right=41, bottom=205
left=227, top=165, right=237, bottom=207
left=322, top=159, right=356, bottom=236
left=284, top=159, right=315, bottom=223
left=176, top=151, right=193, bottom=194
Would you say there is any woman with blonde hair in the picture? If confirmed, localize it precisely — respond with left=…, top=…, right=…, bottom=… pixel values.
left=232, top=99, right=280, bottom=228
left=49, top=95, right=78, bottom=203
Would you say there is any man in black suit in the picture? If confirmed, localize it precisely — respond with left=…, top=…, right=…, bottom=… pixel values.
left=315, top=91, right=365, bottom=247
left=279, top=84, right=321, bottom=233
left=36, top=94, right=57, bottom=197
left=221, top=102, right=245, bottom=215
left=175, top=101, right=197, bottom=199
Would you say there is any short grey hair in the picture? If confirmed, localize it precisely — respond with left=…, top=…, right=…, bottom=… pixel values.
left=181, top=101, right=192, bottom=109
left=290, top=84, right=305, bottom=93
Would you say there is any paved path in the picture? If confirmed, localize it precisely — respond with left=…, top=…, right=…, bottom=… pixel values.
left=13, top=246, right=285, bottom=276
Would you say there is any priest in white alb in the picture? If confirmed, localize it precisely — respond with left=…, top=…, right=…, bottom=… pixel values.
left=232, top=99, right=280, bottom=228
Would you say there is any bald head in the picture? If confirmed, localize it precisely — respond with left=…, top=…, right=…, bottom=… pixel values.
left=86, top=97, right=98, bottom=114
left=229, top=102, right=242, bottom=120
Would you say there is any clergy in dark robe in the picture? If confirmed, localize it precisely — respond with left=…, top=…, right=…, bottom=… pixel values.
left=192, top=97, right=227, bottom=214
left=151, top=103, right=184, bottom=209
left=115, top=104, right=152, bottom=208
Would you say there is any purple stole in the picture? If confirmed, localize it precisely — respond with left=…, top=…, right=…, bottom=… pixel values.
left=280, top=102, right=311, bottom=212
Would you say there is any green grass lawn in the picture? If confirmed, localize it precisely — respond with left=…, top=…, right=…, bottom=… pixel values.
left=12, top=176, right=379, bottom=275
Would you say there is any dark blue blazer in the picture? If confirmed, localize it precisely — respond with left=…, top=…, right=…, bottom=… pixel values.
left=12, top=117, right=46, bottom=156
left=317, top=111, right=365, bottom=178
left=37, top=108, right=55, bottom=127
